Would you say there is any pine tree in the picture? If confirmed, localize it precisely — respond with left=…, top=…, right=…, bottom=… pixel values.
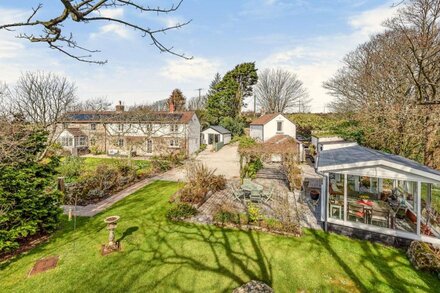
left=167, top=89, right=186, bottom=111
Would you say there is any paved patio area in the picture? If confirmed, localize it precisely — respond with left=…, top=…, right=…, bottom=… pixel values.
left=194, top=174, right=321, bottom=230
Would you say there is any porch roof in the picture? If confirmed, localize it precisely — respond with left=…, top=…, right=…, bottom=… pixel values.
left=64, top=128, right=87, bottom=137
left=317, top=145, right=440, bottom=181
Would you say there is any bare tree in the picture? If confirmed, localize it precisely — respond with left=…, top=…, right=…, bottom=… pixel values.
left=0, top=82, right=11, bottom=118
left=0, top=0, right=191, bottom=64
left=187, top=94, right=207, bottom=110
left=255, top=68, right=309, bottom=113
left=72, top=97, right=112, bottom=111
left=10, top=72, right=77, bottom=145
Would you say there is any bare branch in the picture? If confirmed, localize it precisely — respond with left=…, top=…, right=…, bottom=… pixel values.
left=0, top=0, right=192, bottom=63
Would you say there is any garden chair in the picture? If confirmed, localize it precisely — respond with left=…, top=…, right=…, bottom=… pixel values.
left=249, top=189, right=262, bottom=203
left=243, top=178, right=252, bottom=185
left=371, top=209, right=389, bottom=228
left=348, top=203, right=365, bottom=223
left=263, top=184, right=275, bottom=203
left=231, top=185, right=245, bottom=201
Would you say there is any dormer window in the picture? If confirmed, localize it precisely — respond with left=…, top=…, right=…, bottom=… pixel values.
left=146, top=123, right=153, bottom=132
left=118, top=124, right=124, bottom=132
left=91, top=123, right=96, bottom=130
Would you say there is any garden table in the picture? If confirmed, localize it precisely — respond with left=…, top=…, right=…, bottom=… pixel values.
left=241, top=182, right=264, bottom=193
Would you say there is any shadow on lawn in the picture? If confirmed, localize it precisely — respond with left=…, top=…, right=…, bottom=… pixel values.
left=114, top=221, right=274, bottom=292
left=117, top=226, right=139, bottom=242
left=308, top=229, right=437, bottom=292
left=154, top=222, right=272, bottom=291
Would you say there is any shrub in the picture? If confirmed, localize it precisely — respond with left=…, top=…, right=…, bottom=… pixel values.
left=213, top=203, right=241, bottom=225
left=247, top=203, right=261, bottom=223
left=179, top=163, right=226, bottom=205
left=166, top=203, right=197, bottom=221
left=151, top=156, right=172, bottom=172
left=64, top=163, right=133, bottom=205
left=58, top=156, right=84, bottom=180
left=407, top=241, right=440, bottom=274
left=243, top=158, right=263, bottom=179
left=272, top=193, right=302, bottom=235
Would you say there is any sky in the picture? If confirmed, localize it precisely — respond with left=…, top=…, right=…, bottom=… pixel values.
left=0, top=0, right=398, bottom=112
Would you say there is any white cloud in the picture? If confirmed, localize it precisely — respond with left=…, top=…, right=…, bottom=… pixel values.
left=90, top=23, right=132, bottom=39
left=160, top=57, right=220, bottom=82
left=160, top=16, right=186, bottom=28
left=258, top=3, right=397, bottom=112
left=349, top=3, right=397, bottom=35
left=95, top=8, right=124, bottom=19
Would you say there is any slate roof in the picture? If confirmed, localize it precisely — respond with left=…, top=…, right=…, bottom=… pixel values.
left=317, top=145, right=440, bottom=177
left=250, top=113, right=281, bottom=125
left=60, top=111, right=195, bottom=124
left=204, top=125, right=231, bottom=134
left=65, top=128, right=86, bottom=137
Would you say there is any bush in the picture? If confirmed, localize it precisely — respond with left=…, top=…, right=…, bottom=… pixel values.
left=166, top=203, right=197, bottom=221
left=407, top=241, right=440, bottom=275
left=247, top=202, right=261, bottom=223
left=64, top=163, right=136, bottom=205
left=151, top=156, right=172, bottom=172
left=179, top=163, right=226, bottom=205
left=243, top=158, right=263, bottom=179
left=58, top=156, right=84, bottom=180
left=213, top=203, right=241, bottom=225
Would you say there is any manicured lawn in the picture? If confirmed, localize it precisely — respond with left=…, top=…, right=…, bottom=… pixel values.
left=1, top=181, right=438, bottom=292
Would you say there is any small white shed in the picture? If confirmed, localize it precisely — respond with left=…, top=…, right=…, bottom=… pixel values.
left=202, top=126, right=232, bottom=145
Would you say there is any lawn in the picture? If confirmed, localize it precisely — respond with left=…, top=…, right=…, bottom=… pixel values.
left=81, top=157, right=152, bottom=173
left=1, top=181, right=438, bottom=292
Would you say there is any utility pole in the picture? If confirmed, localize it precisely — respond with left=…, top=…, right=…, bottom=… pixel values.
left=195, top=88, right=203, bottom=99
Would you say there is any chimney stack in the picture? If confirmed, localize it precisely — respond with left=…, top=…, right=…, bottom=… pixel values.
left=115, top=101, right=125, bottom=112
left=169, top=101, right=175, bottom=113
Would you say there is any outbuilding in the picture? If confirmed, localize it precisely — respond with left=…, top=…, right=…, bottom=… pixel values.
left=201, top=126, right=232, bottom=146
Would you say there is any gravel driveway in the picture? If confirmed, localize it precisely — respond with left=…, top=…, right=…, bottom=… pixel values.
left=195, top=144, right=240, bottom=179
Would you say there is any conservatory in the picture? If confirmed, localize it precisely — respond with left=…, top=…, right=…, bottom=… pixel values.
left=316, top=145, right=440, bottom=245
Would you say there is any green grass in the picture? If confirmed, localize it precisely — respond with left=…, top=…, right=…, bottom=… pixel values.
left=82, top=157, right=151, bottom=172
left=1, top=181, right=438, bottom=292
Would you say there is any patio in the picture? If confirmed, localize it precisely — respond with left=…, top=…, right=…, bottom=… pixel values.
left=317, top=145, right=440, bottom=245
left=194, top=174, right=322, bottom=230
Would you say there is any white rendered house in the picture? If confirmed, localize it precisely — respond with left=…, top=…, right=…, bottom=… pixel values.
left=250, top=113, right=296, bottom=142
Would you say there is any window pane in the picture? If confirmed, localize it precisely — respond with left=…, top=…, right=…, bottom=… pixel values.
left=329, top=173, right=344, bottom=220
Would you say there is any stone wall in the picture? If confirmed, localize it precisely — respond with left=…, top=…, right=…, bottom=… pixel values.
left=328, top=223, right=413, bottom=248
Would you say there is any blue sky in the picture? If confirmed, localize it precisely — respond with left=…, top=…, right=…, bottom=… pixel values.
left=0, top=0, right=397, bottom=112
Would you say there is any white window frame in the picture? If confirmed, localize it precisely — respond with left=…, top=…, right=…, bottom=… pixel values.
left=170, top=124, right=179, bottom=132
left=118, top=124, right=124, bottom=132
left=117, top=138, right=124, bottom=147
left=169, top=139, right=179, bottom=148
